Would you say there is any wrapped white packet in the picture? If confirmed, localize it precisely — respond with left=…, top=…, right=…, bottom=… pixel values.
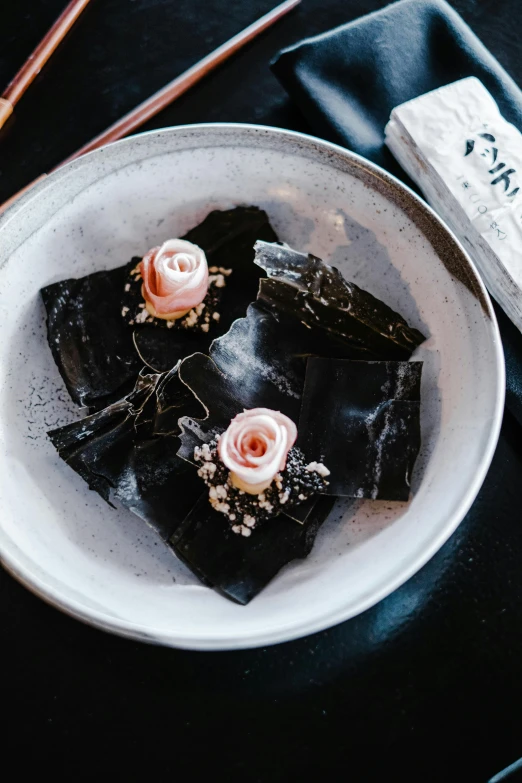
left=385, top=77, right=522, bottom=332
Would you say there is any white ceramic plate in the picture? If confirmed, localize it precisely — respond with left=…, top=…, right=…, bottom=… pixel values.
left=0, top=124, right=504, bottom=649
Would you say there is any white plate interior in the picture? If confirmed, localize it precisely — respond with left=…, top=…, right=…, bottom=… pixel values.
left=0, top=125, right=504, bottom=648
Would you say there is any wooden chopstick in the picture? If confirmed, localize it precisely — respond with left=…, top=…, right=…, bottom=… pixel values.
left=0, top=0, right=301, bottom=214
left=0, top=0, right=92, bottom=131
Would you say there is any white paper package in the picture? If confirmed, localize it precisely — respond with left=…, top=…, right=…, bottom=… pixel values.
left=385, top=77, right=522, bottom=332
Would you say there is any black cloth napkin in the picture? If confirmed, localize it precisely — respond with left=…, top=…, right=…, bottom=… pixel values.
left=272, top=0, right=522, bottom=426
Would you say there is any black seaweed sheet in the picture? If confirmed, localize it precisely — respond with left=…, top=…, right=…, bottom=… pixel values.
left=177, top=299, right=363, bottom=531
left=298, top=358, right=422, bottom=501
left=171, top=494, right=336, bottom=604
left=48, top=236, right=426, bottom=604
left=176, top=250, right=427, bottom=561
left=254, top=241, right=426, bottom=359
left=47, top=350, right=333, bottom=602
left=48, top=368, right=204, bottom=542
left=177, top=307, right=302, bottom=456
left=41, top=262, right=143, bottom=411
left=177, top=302, right=375, bottom=464
left=41, top=207, right=278, bottom=410
left=47, top=298, right=345, bottom=556
left=177, top=312, right=327, bottom=525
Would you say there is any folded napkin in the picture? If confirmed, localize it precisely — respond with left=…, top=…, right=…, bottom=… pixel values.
left=272, top=0, right=522, bottom=426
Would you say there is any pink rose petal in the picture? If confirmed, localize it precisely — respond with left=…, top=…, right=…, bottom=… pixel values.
left=140, top=239, right=209, bottom=317
left=218, top=408, right=297, bottom=493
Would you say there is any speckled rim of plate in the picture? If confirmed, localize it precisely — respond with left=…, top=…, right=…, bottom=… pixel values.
left=0, top=123, right=505, bottom=650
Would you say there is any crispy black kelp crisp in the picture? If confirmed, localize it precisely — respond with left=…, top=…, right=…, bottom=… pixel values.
left=177, top=309, right=332, bottom=526
left=48, top=234, right=426, bottom=605
left=177, top=308, right=302, bottom=458
left=176, top=301, right=373, bottom=464
left=174, top=294, right=382, bottom=589
left=298, top=358, right=422, bottom=501
left=177, top=299, right=359, bottom=527
left=41, top=207, right=278, bottom=410
left=48, top=368, right=204, bottom=542
left=41, top=262, right=143, bottom=412
left=175, top=246, right=427, bottom=574
left=254, top=241, right=426, bottom=359
left=48, top=351, right=333, bottom=603
left=171, top=493, right=336, bottom=605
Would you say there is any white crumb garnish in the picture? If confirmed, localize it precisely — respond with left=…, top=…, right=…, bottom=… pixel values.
left=201, top=323, right=209, bottom=332
left=243, top=515, right=256, bottom=528
left=134, top=308, right=149, bottom=324
left=240, top=527, right=251, bottom=538
left=121, top=306, right=129, bottom=316
left=209, top=266, right=219, bottom=273
left=197, top=461, right=216, bottom=479
left=212, top=312, right=220, bottom=321
left=215, top=485, right=228, bottom=500
left=218, top=267, right=232, bottom=276
left=167, top=320, right=174, bottom=328
left=184, top=309, right=198, bottom=328
left=124, top=283, right=130, bottom=292
left=210, top=499, right=230, bottom=515
left=305, top=461, right=331, bottom=477
left=258, top=498, right=273, bottom=513
left=209, top=273, right=226, bottom=288
left=195, top=303, right=205, bottom=316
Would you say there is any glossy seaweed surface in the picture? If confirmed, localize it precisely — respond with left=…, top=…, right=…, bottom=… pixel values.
left=298, top=358, right=422, bottom=500
left=48, top=238, right=425, bottom=603
left=254, top=240, right=426, bottom=359
left=41, top=207, right=278, bottom=410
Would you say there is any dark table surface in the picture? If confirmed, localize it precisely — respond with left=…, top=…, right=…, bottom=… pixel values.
left=1, top=1, right=521, bottom=779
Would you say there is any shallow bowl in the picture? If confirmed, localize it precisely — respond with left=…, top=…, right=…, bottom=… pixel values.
left=0, top=124, right=504, bottom=649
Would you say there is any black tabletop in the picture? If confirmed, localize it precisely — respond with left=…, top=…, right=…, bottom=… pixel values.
left=1, top=1, right=521, bottom=779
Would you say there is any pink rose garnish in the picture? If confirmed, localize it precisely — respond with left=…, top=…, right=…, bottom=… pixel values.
left=140, top=239, right=209, bottom=320
left=218, top=408, right=297, bottom=494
